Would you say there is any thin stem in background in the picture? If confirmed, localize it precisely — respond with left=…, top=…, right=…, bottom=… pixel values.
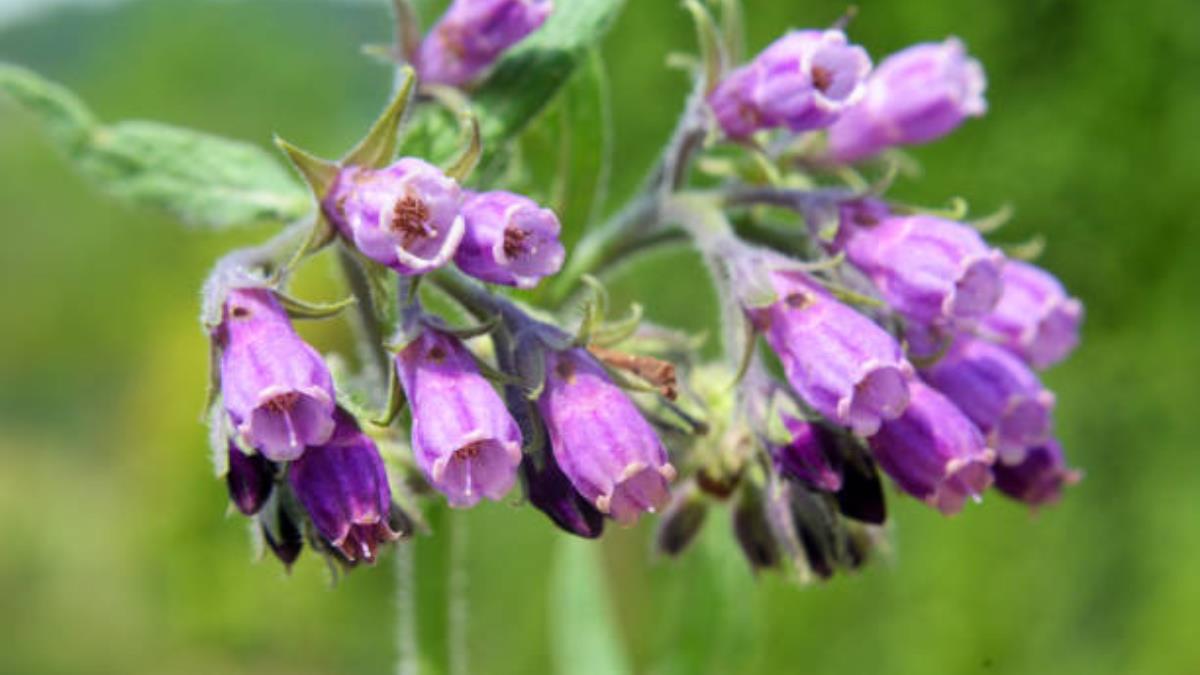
left=394, top=541, right=419, bottom=675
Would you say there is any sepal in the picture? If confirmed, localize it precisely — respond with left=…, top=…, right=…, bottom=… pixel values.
left=344, top=66, right=418, bottom=169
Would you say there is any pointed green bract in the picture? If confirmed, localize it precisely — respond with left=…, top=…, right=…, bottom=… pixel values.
left=344, top=66, right=417, bottom=169
left=274, top=135, right=338, bottom=199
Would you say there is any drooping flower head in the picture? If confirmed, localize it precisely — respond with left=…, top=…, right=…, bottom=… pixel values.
left=288, top=408, right=402, bottom=564
left=708, top=29, right=871, bottom=138
left=454, top=190, right=565, bottom=289
left=868, top=380, right=996, bottom=514
left=771, top=415, right=843, bottom=492
left=752, top=30, right=872, bottom=133
left=520, top=447, right=605, bottom=539
left=324, top=159, right=464, bottom=275
left=395, top=329, right=523, bottom=507
left=981, top=259, right=1083, bottom=369
left=226, top=442, right=274, bottom=516
left=745, top=266, right=913, bottom=436
left=837, top=200, right=1005, bottom=328
left=217, top=288, right=336, bottom=461
left=993, top=440, right=1080, bottom=508
left=828, top=37, right=987, bottom=162
left=417, top=0, right=553, bottom=87
left=536, top=348, right=676, bottom=526
left=921, top=337, right=1056, bottom=463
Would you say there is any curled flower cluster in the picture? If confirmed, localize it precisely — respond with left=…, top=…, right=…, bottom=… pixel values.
left=197, top=2, right=1082, bottom=581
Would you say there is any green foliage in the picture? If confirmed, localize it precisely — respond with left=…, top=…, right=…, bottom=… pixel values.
left=402, top=0, right=624, bottom=174
left=550, top=537, right=631, bottom=675
left=0, top=63, right=309, bottom=229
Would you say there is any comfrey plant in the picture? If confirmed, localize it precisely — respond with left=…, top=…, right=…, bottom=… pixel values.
left=2, top=0, right=1083, bottom=639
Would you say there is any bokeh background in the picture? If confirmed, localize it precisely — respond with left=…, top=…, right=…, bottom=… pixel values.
left=2, top=0, right=1198, bottom=673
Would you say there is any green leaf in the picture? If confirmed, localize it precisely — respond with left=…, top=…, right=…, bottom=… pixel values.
left=0, top=63, right=309, bottom=229
left=550, top=537, right=631, bottom=675
left=401, top=0, right=625, bottom=172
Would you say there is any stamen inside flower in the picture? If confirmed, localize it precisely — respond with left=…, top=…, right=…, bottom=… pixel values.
left=390, top=195, right=433, bottom=244
left=503, top=226, right=529, bottom=259
left=811, top=65, right=833, bottom=92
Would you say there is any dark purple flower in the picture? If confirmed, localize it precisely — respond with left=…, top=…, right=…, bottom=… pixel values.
left=417, top=0, right=553, bottom=87
left=324, top=159, right=464, bottom=275
left=520, top=449, right=605, bottom=538
left=837, top=200, right=1005, bottom=327
left=921, top=337, right=1056, bottom=463
left=868, top=380, right=995, bottom=515
left=746, top=267, right=914, bottom=436
left=395, top=329, right=523, bottom=507
left=655, top=482, right=708, bottom=556
left=288, top=408, right=401, bottom=564
left=217, top=288, right=336, bottom=461
left=828, top=37, right=987, bottom=162
left=751, top=29, right=872, bottom=133
left=981, top=259, right=1083, bottom=369
left=993, top=440, right=1081, bottom=508
left=454, top=190, right=565, bottom=289
left=771, top=415, right=843, bottom=492
left=226, top=442, right=274, bottom=516
left=536, top=348, right=676, bottom=526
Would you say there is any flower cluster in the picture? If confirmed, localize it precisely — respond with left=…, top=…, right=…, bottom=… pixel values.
left=196, top=2, right=1082, bottom=581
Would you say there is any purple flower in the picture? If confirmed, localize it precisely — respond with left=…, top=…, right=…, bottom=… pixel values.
left=226, top=442, right=274, bottom=516
left=288, top=408, right=401, bottom=564
left=751, top=30, right=872, bottom=133
left=520, top=449, right=605, bottom=538
left=395, top=329, right=523, bottom=507
left=536, top=348, right=676, bottom=526
left=981, top=259, right=1083, bottom=369
left=217, top=288, right=336, bottom=461
left=324, top=159, right=464, bottom=275
left=828, top=38, right=987, bottom=162
left=747, top=268, right=914, bottom=436
left=921, top=337, right=1056, bottom=462
left=708, top=29, right=871, bottom=138
left=837, top=200, right=1005, bottom=327
left=771, top=416, right=843, bottom=492
left=993, top=440, right=1080, bottom=508
left=454, top=190, right=565, bottom=289
left=868, top=380, right=995, bottom=514
left=708, top=64, right=768, bottom=139
left=417, top=0, right=553, bottom=87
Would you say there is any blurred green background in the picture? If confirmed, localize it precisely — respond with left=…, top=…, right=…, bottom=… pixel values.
left=2, top=0, right=1198, bottom=673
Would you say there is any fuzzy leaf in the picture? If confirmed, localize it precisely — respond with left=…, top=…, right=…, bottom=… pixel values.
left=0, top=63, right=309, bottom=229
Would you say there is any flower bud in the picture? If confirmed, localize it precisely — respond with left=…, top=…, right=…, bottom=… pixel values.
left=732, top=488, right=779, bottom=573
left=395, top=329, right=523, bottom=507
left=417, top=0, right=553, bottom=87
left=746, top=267, right=914, bottom=436
left=980, top=260, right=1083, bottom=369
left=833, top=444, right=888, bottom=525
left=536, top=348, right=676, bottom=526
left=287, top=408, right=402, bottom=564
left=226, top=442, right=274, bottom=516
left=324, top=159, right=464, bottom=275
left=868, top=380, right=996, bottom=515
left=771, top=415, right=843, bottom=492
left=520, top=448, right=605, bottom=539
left=655, top=482, right=708, bottom=557
left=217, top=288, right=336, bottom=461
left=921, top=337, right=1055, bottom=462
left=837, top=200, right=1005, bottom=327
left=260, top=503, right=304, bottom=569
left=454, top=190, right=565, bottom=288
left=707, top=64, right=767, bottom=139
left=993, top=440, right=1080, bottom=508
left=751, top=30, right=871, bottom=133
left=828, top=37, right=987, bottom=162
